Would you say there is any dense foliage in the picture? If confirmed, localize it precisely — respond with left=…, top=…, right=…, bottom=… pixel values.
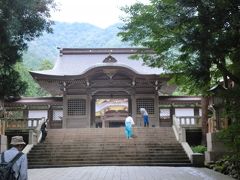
left=17, top=22, right=130, bottom=96
left=118, top=0, right=240, bottom=94
left=208, top=155, right=239, bottom=179
left=0, top=0, right=56, bottom=102
left=118, top=0, right=240, bottom=175
left=216, top=86, right=240, bottom=178
left=191, top=145, right=207, bottom=154
left=15, top=60, right=53, bottom=97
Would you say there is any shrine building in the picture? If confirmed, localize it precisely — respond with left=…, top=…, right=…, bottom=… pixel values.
left=29, top=48, right=179, bottom=128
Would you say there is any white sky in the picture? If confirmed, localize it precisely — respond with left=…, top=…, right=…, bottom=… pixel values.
left=51, top=0, right=149, bottom=28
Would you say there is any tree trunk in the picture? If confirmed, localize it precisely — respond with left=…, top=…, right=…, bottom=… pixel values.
left=0, top=98, right=4, bottom=118
left=201, top=96, right=209, bottom=146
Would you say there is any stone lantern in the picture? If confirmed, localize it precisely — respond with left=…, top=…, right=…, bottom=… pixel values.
left=205, top=84, right=229, bottom=163
left=209, top=84, right=226, bottom=130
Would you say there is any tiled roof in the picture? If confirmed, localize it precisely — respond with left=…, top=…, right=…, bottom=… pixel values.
left=31, top=48, right=165, bottom=76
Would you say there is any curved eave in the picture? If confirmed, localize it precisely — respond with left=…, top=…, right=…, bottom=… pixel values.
left=5, top=97, right=63, bottom=106
left=159, top=96, right=202, bottom=105
left=30, top=65, right=169, bottom=81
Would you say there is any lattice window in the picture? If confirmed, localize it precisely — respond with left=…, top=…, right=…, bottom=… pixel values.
left=67, top=99, right=86, bottom=116
left=53, top=110, right=63, bottom=121
left=159, top=109, right=170, bottom=119
left=136, top=98, right=154, bottom=114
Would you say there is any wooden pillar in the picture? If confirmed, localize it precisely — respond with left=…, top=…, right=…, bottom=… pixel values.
left=90, top=97, right=96, bottom=128
left=47, top=105, right=53, bottom=128
left=23, top=106, right=29, bottom=120
left=194, top=105, right=200, bottom=116
left=86, top=94, right=91, bottom=128
left=62, top=94, right=67, bottom=128
left=131, top=94, right=137, bottom=126
left=155, top=93, right=160, bottom=127
left=128, top=97, right=132, bottom=115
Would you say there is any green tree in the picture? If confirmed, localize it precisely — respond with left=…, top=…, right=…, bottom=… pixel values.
left=38, top=59, right=54, bottom=71
left=0, top=0, right=56, bottom=114
left=119, top=0, right=240, bottom=91
left=118, top=0, right=240, bottom=172
left=15, top=61, right=53, bottom=97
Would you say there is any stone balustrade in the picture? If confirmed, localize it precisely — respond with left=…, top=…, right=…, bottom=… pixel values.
left=172, top=115, right=202, bottom=142
left=0, top=118, right=44, bottom=133
left=175, top=116, right=202, bottom=128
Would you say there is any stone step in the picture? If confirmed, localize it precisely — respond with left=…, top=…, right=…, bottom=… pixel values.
left=32, top=144, right=183, bottom=148
left=28, top=158, right=190, bottom=164
left=28, top=127, right=191, bottom=168
left=30, top=148, right=184, bottom=152
left=29, top=162, right=192, bottom=169
left=29, top=159, right=191, bottom=166
left=30, top=149, right=184, bottom=154
left=28, top=152, right=188, bottom=157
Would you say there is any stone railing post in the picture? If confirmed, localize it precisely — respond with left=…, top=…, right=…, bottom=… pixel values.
left=28, top=130, right=38, bottom=145
left=0, top=134, right=7, bottom=153
left=0, top=119, right=6, bottom=135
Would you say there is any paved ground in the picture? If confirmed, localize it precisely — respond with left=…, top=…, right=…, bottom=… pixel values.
left=29, top=166, right=235, bottom=180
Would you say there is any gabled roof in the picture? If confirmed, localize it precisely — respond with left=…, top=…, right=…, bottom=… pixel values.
left=30, top=48, right=165, bottom=77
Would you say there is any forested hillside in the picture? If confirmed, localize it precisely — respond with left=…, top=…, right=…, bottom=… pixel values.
left=19, top=22, right=131, bottom=97
left=23, top=22, right=131, bottom=69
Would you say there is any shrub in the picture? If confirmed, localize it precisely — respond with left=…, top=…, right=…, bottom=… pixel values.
left=191, top=145, right=207, bottom=154
left=209, top=156, right=239, bottom=179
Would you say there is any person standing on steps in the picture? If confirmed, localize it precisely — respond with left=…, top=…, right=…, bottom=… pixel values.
left=40, top=119, right=48, bottom=143
left=140, top=108, right=149, bottom=127
left=125, top=114, right=135, bottom=139
left=0, top=136, right=28, bottom=180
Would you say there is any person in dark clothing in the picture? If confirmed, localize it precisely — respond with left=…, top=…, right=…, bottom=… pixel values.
left=40, top=121, right=47, bottom=143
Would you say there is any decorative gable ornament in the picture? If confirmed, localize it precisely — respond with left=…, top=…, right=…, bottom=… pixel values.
left=103, top=55, right=117, bottom=63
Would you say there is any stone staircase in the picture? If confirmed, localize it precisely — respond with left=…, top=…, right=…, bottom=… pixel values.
left=28, top=127, right=191, bottom=168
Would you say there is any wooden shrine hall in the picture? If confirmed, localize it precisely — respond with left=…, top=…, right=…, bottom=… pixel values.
left=3, top=48, right=201, bottom=130
left=29, top=48, right=180, bottom=128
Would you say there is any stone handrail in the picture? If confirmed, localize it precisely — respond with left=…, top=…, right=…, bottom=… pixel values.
left=0, top=117, right=46, bottom=154
left=172, top=115, right=204, bottom=166
left=172, top=115, right=201, bottom=142
left=175, top=116, right=202, bottom=128
left=0, top=119, right=5, bottom=135
left=0, top=118, right=44, bottom=131
left=23, top=117, right=46, bottom=154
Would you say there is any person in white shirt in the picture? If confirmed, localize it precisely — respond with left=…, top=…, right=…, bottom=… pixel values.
left=140, top=108, right=149, bottom=127
left=125, top=115, right=135, bottom=139
left=0, top=136, right=28, bottom=180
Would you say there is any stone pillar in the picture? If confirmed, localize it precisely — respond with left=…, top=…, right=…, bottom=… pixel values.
left=0, top=135, right=7, bottom=153
left=205, top=132, right=229, bottom=163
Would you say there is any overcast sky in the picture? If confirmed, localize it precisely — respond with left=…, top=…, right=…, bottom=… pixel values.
left=51, top=0, right=149, bottom=28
